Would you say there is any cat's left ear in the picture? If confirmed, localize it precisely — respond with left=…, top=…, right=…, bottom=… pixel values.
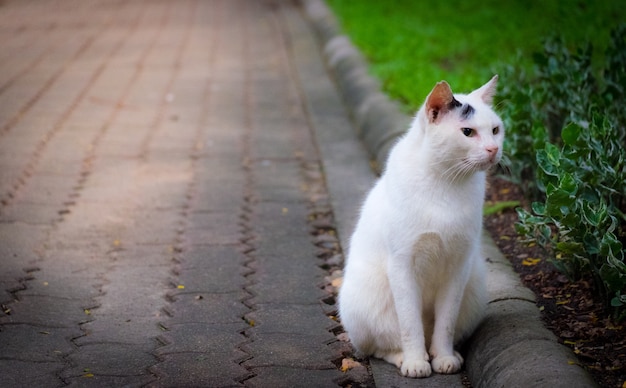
left=471, top=75, right=498, bottom=105
left=425, top=81, right=457, bottom=124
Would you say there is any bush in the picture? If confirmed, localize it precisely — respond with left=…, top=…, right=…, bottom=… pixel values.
left=500, top=24, right=626, bottom=319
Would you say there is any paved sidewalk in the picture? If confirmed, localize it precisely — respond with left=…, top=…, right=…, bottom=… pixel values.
left=0, top=1, right=352, bottom=386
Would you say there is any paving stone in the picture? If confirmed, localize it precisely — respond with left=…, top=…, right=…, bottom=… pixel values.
left=0, top=280, right=21, bottom=305
left=165, top=292, right=248, bottom=325
left=74, top=316, right=162, bottom=347
left=172, top=259, right=245, bottom=294
left=0, top=359, right=64, bottom=388
left=182, top=245, right=245, bottom=271
left=245, top=366, right=342, bottom=388
left=96, top=124, right=153, bottom=158
left=156, top=322, right=247, bottom=355
left=185, top=211, right=242, bottom=246
left=249, top=122, right=298, bottom=161
left=0, top=325, right=77, bottom=362
left=252, top=160, right=308, bottom=204
left=250, top=201, right=312, bottom=237
left=0, top=203, right=63, bottom=224
left=151, top=351, right=251, bottom=387
left=14, top=174, right=78, bottom=205
left=241, top=333, right=336, bottom=370
left=0, top=295, right=91, bottom=327
left=254, top=272, right=322, bottom=304
left=65, top=374, right=156, bottom=388
left=18, top=262, right=102, bottom=300
left=192, top=175, right=245, bottom=213
left=245, top=304, right=334, bottom=337
left=63, top=343, right=156, bottom=377
left=37, top=247, right=112, bottom=281
left=0, top=222, right=48, bottom=279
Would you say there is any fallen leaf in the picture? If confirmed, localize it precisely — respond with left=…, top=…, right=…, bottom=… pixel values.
left=341, top=358, right=362, bottom=372
left=84, top=309, right=91, bottom=315
left=522, top=258, right=542, bottom=266
left=177, top=285, right=185, bottom=289
left=331, top=277, right=343, bottom=288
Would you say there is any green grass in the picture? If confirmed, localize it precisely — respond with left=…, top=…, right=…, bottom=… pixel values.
left=325, top=0, right=626, bottom=112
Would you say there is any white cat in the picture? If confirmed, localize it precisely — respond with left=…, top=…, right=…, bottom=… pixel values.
left=338, top=76, right=503, bottom=378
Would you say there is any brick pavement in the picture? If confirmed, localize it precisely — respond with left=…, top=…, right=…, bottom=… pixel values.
left=0, top=1, right=355, bottom=386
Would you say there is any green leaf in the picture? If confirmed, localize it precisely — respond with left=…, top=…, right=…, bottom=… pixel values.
left=536, top=150, right=559, bottom=176
left=611, top=296, right=624, bottom=307
left=583, top=233, right=600, bottom=255
left=545, top=142, right=561, bottom=165
left=600, top=263, right=626, bottom=293
left=531, top=201, right=546, bottom=216
left=559, top=173, right=578, bottom=195
left=561, top=123, right=581, bottom=145
left=556, top=241, right=584, bottom=255
left=546, top=188, right=573, bottom=216
left=600, top=232, right=623, bottom=258
left=582, top=201, right=605, bottom=227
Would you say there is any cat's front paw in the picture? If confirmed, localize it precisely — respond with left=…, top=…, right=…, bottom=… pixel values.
left=400, top=357, right=432, bottom=378
left=431, top=352, right=463, bottom=374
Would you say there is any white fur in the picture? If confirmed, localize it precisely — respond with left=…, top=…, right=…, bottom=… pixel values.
left=338, top=76, right=503, bottom=378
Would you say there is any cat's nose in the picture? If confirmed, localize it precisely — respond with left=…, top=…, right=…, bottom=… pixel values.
left=486, top=145, right=499, bottom=162
left=485, top=145, right=499, bottom=155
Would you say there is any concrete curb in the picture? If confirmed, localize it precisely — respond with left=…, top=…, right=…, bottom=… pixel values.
left=301, top=0, right=410, bottom=172
left=300, top=0, right=597, bottom=387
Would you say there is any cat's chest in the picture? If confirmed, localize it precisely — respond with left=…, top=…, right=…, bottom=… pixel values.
left=397, top=189, right=481, bottom=229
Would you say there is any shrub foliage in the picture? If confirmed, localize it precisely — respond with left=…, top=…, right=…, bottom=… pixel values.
left=499, top=25, right=626, bottom=319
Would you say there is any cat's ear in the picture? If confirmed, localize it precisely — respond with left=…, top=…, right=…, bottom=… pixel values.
left=425, top=81, right=457, bottom=124
left=471, top=75, right=498, bottom=105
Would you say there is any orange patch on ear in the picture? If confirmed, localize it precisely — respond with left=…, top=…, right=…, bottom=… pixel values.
left=426, top=81, right=455, bottom=123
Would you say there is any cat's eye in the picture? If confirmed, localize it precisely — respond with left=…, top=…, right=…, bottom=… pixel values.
left=492, top=126, right=500, bottom=135
left=461, top=127, right=474, bottom=137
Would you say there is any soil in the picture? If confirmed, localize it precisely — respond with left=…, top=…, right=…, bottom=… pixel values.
left=484, top=175, right=626, bottom=388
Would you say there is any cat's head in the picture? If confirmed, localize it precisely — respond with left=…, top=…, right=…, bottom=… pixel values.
left=417, top=76, right=504, bottom=179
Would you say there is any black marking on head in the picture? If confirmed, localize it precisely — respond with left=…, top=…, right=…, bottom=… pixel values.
left=460, top=103, right=475, bottom=121
left=448, top=97, right=462, bottom=111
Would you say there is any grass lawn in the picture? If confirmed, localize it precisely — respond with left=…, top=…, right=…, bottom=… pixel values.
left=325, top=0, right=626, bottom=111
